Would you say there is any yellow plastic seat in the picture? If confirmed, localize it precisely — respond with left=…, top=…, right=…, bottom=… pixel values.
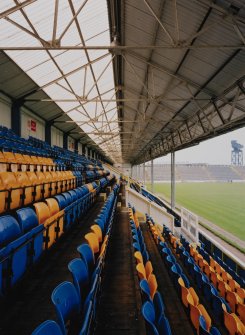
left=136, top=263, right=146, bottom=281
left=214, top=262, right=222, bottom=275
left=15, top=172, right=33, bottom=205
left=145, top=261, right=153, bottom=279
left=134, top=251, right=143, bottom=264
left=148, top=273, right=158, bottom=299
left=90, top=225, right=102, bottom=243
left=221, top=270, right=232, bottom=283
left=43, top=171, right=56, bottom=196
left=36, top=171, right=50, bottom=198
left=218, top=280, right=231, bottom=299
left=3, top=151, right=17, bottom=163
left=34, top=202, right=62, bottom=249
left=229, top=279, right=240, bottom=292
left=178, top=277, right=189, bottom=308
left=26, top=172, right=42, bottom=201
left=45, top=198, right=64, bottom=239
left=188, top=294, right=211, bottom=333
left=237, top=303, right=245, bottom=324
left=226, top=290, right=243, bottom=313
left=0, top=172, right=21, bottom=210
left=189, top=287, right=199, bottom=306
left=223, top=304, right=245, bottom=335
left=50, top=171, right=62, bottom=194
left=236, top=287, right=245, bottom=302
left=85, top=232, right=100, bottom=254
left=209, top=257, right=215, bottom=269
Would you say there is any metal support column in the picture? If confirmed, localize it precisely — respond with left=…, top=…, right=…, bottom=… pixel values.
left=143, top=162, right=146, bottom=186
left=151, top=159, right=154, bottom=193
left=11, top=100, right=22, bottom=137
left=45, top=121, right=52, bottom=145
left=171, top=151, right=175, bottom=209
left=63, top=133, right=68, bottom=150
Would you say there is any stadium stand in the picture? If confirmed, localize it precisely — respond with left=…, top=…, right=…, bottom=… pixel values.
left=140, top=164, right=245, bottom=182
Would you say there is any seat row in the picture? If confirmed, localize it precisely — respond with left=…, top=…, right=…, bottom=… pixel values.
left=144, top=215, right=221, bottom=335
left=163, top=227, right=245, bottom=335
left=0, top=182, right=100, bottom=295
left=172, top=235, right=245, bottom=335
left=31, top=184, right=120, bottom=335
left=0, top=171, right=76, bottom=213
left=0, top=151, right=55, bottom=172
left=128, top=205, right=172, bottom=335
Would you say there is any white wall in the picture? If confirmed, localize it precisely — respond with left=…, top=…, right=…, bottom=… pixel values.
left=0, top=93, right=11, bottom=128
left=78, top=142, right=83, bottom=155
left=21, top=108, right=45, bottom=140
left=51, top=126, right=63, bottom=147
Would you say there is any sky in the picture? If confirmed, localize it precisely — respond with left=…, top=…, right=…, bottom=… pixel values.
left=154, top=126, right=245, bottom=165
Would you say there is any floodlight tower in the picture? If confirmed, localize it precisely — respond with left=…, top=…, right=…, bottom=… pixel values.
left=231, top=140, right=243, bottom=165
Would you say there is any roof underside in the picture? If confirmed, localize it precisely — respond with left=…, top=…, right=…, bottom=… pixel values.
left=0, top=0, right=245, bottom=164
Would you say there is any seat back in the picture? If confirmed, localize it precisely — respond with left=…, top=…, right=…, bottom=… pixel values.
left=141, top=301, right=159, bottom=335
left=0, top=172, right=21, bottom=210
left=90, top=225, right=102, bottom=243
left=85, top=233, right=100, bottom=254
left=31, top=320, right=63, bottom=335
left=68, top=258, right=89, bottom=303
left=33, top=202, right=50, bottom=224
left=140, top=279, right=151, bottom=302
left=136, top=263, right=146, bottom=281
left=77, top=244, right=95, bottom=274
left=51, top=281, right=80, bottom=335
left=45, top=198, right=59, bottom=216
left=16, top=207, right=39, bottom=233
left=0, top=215, right=21, bottom=248
left=148, top=274, right=158, bottom=299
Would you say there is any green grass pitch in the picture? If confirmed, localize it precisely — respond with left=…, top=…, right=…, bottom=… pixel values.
left=146, top=182, right=245, bottom=240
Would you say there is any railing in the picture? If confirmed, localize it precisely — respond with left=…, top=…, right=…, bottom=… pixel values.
left=125, top=187, right=174, bottom=231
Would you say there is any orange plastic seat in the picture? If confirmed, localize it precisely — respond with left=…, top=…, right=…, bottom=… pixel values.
left=189, top=287, right=199, bottom=306
left=148, top=273, right=158, bottom=299
left=85, top=232, right=100, bottom=254
left=210, top=271, right=218, bottom=288
left=178, top=277, right=189, bottom=308
left=15, top=172, right=33, bottom=205
left=91, top=225, right=103, bottom=243
left=43, top=171, right=56, bottom=196
left=145, top=261, right=153, bottom=279
left=36, top=171, right=51, bottom=198
left=227, top=290, right=243, bottom=313
left=223, top=304, right=245, bottom=335
left=0, top=179, right=6, bottom=213
left=236, top=287, right=245, bottom=302
left=0, top=172, right=21, bottom=210
left=221, top=270, right=232, bottom=283
left=218, top=280, right=231, bottom=299
left=45, top=198, right=64, bottom=239
left=26, top=172, right=42, bottom=201
left=237, top=303, right=245, bottom=324
left=134, top=251, right=143, bottom=264
left=136, top=263, right=146, bottom=281
left=229, top=279, right=240, bottom=292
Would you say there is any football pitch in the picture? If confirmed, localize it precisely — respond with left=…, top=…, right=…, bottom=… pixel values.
left=146, top=182, right=245, bottom=241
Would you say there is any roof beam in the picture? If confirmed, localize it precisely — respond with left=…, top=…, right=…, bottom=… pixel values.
left=0, top=1, right=37, bottom=19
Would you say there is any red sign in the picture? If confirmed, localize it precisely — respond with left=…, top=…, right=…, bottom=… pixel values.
left=31, top=120, right=36, bottom=132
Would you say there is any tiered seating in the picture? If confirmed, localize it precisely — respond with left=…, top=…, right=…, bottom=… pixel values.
left=128, top=205, right=172, bottom=335
left=0, top=181, right=101, bottom=295
left=163, top=228, right=245, bottom=335
left=144, top=215, right=222, bottom=335
left=0, top=171, right=76, bottom=213
left=31, top=184, right=120, bottom=335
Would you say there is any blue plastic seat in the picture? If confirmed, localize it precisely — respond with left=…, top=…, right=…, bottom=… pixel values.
left=158, top=315, right=172, bottom=335
left=77, top=244, right=95, bottom=274
left=199, top=315, right=221, bottom=335
left=140, top=279, right=151, bottom=301
left=31, top=320, right=63, bottom=335
left=142, top=301, right=159, bottom=335
left=79, top=300, right=93, bottom=335
left=51, top=281, right=80, bottom=335
left=68, top=258, right=89, bottom=304
left=153, top=291, right=165, bottom=324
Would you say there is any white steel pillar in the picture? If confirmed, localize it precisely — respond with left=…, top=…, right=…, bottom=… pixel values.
left=151, top=159, right=154, bottom=193
left=171, top=151, right=175, bottom=209
left=143, top=162, right=146, bottom=186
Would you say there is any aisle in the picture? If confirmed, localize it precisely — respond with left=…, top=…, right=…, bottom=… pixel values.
left=94, top=206, right=145, bottom=335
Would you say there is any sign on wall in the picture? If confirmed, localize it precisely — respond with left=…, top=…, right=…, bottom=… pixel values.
left=27, top=119, right=37, bottom=132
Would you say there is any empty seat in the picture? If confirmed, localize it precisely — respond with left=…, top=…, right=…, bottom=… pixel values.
left=31, top=320, right=63, bottom=335
left=68, top=258, right=89, bottom=305
left=51, top=281, right=80, bottom=335
left=16, top=207, right=44, bottom=263
left=0, top=172, right=21, bottom=210
left=15, top=171, right=33, bottom=205
left=85, top=233, right=100, bottom=255
left=77, top=244, right=95, bottom=274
